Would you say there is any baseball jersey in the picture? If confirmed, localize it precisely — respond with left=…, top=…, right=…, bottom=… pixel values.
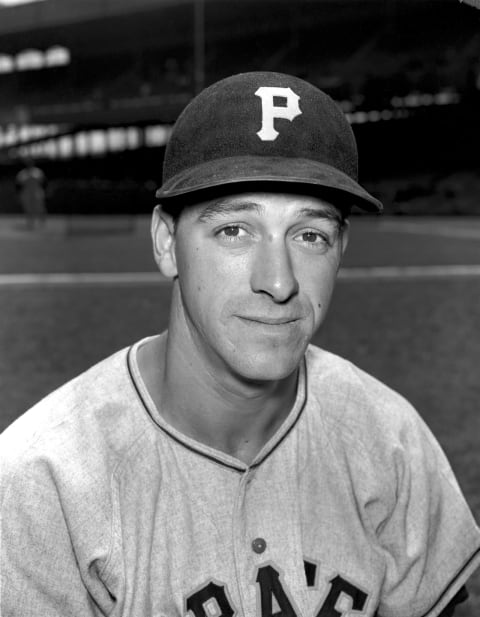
left=1, top=334, right=480, bottom=617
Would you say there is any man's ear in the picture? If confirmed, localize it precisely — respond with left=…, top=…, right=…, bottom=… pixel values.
left=151, top=205, right=178, bottom=278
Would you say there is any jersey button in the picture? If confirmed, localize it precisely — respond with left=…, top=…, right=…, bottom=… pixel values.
left=251, top=537, right=267, bottom=554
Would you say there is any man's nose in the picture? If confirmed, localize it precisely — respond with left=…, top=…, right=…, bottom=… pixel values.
left=250, top=237, right=299, bottom=303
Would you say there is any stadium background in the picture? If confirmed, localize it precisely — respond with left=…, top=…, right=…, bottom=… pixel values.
left=1, top=0, right=480, bottom=614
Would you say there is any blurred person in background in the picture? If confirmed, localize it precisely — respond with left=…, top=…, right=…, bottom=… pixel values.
left=15, top=157, right=47, bottom=230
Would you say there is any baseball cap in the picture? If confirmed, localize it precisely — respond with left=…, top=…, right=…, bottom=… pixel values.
left=156, top=71, right=382, bottom=212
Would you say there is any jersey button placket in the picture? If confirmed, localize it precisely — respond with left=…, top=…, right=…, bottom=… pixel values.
left=232, top=470, right=259, bottom=616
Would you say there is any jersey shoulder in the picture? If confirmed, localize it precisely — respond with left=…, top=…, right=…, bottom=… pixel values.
left=0, top=342, right=152, bottom=482
left=302, top=345, right=477, bottom=551
left=304, top=344, right=438, bottom=469
left=305, top=343, right=417, bottom=422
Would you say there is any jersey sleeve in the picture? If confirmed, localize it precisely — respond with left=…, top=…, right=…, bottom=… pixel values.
left=1, top=450, right=115, bottom=617
left=375, top=411, right=480, bottom=617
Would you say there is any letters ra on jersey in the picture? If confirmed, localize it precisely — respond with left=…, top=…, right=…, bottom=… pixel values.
left=186, top=564, right=368, bottom=617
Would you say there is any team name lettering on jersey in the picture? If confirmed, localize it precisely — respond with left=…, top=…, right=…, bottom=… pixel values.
left=254, top=86, right=302, bottom=141
left=186, top=581, right=234, bottom=617
left=185, top=562, right=369, bottom=617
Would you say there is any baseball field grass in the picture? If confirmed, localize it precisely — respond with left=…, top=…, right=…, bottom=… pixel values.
left=1, top=213, right=479, bottom=615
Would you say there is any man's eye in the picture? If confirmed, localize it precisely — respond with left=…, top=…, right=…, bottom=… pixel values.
left=216, top=225, right=246, bottom=241
left=295, top=230, right=330, bottom=246
left=302, top=231, right=320, bottom=243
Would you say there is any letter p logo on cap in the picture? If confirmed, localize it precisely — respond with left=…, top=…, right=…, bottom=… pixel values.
left=255, top=86, right=302, bottom=141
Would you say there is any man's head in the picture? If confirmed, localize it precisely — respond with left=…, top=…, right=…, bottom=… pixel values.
left=152, top=72, right=381, bottom=382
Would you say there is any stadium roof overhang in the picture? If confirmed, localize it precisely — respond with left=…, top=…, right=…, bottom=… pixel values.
left=0, top=0, right=439, bottom=56
left=0, top=0, right=187, bottom=34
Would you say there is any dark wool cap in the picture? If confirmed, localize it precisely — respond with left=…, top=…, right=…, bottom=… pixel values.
left=156, top=71, right=382, bottom=212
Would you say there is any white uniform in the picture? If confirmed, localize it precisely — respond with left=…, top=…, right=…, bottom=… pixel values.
left=1, top=334, right=480, bottom=617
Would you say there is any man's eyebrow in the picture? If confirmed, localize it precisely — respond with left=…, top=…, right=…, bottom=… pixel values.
left=196, top=199, right=343, bottom=224
left=197, top=200, right=261, bottom=222
left=296, top=207, right=343, bottom=225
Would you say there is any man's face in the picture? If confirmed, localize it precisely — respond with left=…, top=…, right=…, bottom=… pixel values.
left=158, top=191, right=349, bottom=382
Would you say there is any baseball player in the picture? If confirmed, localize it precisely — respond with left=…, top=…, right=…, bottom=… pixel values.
left=1, top=72, right=479, bottom=617
left=15, top=157, right=47, bottom=229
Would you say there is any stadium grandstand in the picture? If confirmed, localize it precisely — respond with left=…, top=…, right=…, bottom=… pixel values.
left=1, top=0, right=480, bottom=215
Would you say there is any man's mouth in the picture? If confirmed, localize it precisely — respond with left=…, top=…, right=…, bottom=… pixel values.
left=237, top=315, right=299, bottom=325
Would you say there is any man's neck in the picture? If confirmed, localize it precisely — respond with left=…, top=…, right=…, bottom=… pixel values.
left=137, top=331, right=298, bottom=465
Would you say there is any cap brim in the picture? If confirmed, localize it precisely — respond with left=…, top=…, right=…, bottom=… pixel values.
left=156, top=156, right=382, bottom=213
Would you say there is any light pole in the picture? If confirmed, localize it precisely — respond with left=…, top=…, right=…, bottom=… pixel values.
left=193, top=0, right=205, bottom=95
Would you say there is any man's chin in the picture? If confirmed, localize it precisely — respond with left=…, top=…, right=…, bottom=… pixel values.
left=229, top=349, right=305, bottom=383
